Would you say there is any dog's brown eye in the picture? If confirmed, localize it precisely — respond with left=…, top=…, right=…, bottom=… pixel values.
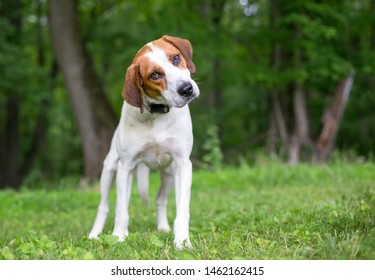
left=172, top=54, right=181, bottom=66
left=149, top=72, right=162, bottom=80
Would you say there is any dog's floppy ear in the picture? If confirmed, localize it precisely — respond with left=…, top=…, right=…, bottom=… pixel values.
left=162, top=35, right=196, bottom=74
left=122, top=64, right=144, bottom=113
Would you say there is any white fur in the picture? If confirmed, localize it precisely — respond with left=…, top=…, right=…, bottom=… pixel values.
left=145, top=44, right=199, bottom=108
left=89, top=42, right=199, bottom=249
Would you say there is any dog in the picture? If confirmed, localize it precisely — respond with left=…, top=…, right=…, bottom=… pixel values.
left=89, top=35, right=199, bottom=249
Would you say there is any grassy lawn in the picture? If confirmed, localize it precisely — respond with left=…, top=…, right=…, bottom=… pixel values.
left=1, top=161, right=374, bottom=260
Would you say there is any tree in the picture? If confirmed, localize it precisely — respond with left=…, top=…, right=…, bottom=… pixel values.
left=1, top=0, right=374, bottom=187
left=262, top=0, right=353, bottom=163
left=315, top=72, right=355, bottom=161
left=48, top=0, right=117, bottom=179
left=0, top=0, right=51, bottom=189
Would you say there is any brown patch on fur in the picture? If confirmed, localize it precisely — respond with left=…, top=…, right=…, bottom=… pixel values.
left=137, top=55, right=167, bottom=99
left=152, top=38, right=189, bottom=72
left=122, top=64, right=143, bottom=112
left=161, top=35, right=196, bottom=74
left=122, top=36, right=195, bottom=112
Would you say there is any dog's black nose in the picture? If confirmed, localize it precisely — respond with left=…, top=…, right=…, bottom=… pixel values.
left=178, top=82, right=194, bottom=97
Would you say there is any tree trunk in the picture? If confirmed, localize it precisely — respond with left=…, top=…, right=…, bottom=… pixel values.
left=266, top=0, right=289, bottom=157
left=266, top=95, right=277, bottom=156
left=18, top=0, right=54, bottom=186
left=288, top=83, right=311, bottom=164
left=3, top=96, right=21, bottom=188
left=315, top=73, right=355, bottom=161
left=0, top=0, right=22, bottom=189
left=48, top=0, right=116, bottom=178
left=287, top=24, right=312, bottom=165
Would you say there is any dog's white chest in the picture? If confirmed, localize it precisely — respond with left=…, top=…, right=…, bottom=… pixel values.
left=117, top=105, right=192, bottom=170
left=140, top=141, right=173, bottom=169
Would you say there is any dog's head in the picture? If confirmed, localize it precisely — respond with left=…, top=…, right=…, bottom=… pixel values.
left=122, top=35, right=200, bottom=112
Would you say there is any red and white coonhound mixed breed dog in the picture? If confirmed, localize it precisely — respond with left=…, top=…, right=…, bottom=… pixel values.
left=89, top=35, right=200, bottom=249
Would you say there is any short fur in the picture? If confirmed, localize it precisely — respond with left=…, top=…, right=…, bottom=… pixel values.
left=89, top=35, right=199, bottom=249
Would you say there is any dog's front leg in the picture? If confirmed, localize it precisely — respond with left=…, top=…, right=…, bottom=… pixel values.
left=89, top=130, right=119, bottom=239
left=88, top=163, right=116, bottom=238
left=112, top=160, right=133, bottom=241
left=157, top=165, right=174, bottom=232
left=173, top=159, right=192, bottom=249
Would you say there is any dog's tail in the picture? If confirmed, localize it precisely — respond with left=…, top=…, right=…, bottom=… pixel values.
left=136, top=163, right=150, bottom=206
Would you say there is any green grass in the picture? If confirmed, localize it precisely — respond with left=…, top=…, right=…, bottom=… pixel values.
left=1, top=161, right=374, bottom=260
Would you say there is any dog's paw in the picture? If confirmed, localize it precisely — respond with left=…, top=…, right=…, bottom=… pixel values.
left=174, top=239, right=192, bottom=250
left=109, top=234, right=126, bottom=242
left=112, top=230, right=128, bottom=242
left=158, top=223, right=171, bottom=233
left=117, top=235, right=125, bottom=242
left=88, top=232, right=99, bottom=239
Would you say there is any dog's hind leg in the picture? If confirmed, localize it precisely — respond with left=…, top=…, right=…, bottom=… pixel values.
left=89, top=130, right=119, bottom=239
left=157, top=164, right=174, bottom=232
left=136, top=162, right=150, bottom=206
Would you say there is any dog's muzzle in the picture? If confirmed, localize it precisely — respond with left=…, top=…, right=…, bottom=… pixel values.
left=177, top=82, right=194, bottom=98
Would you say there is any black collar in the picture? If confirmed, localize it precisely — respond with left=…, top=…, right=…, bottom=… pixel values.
left=147, top=103, right=170, bottom=114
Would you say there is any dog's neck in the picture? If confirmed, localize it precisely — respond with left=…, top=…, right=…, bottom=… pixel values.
left=142, top=94, right=170, bottom=114
left=122, top=102, right=181, bottom=124
left=145, top=103, right=170, bottom=114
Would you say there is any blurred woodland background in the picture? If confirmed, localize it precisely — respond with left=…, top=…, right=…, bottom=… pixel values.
left=0, top=0, right=374, bottom=189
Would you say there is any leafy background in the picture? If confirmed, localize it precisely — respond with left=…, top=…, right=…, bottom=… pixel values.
left=1, top=0, right=374, bottom=187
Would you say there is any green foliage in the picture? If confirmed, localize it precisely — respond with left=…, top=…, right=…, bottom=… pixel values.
left=1, top=0, right=375, bottom=183
left=1, top=162, right=374, bottom=259
left=202, top=124, right=223, bottom=170
left=0, top=19, right=49, bottom=108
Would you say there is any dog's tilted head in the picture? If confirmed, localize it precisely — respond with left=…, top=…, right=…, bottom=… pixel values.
left=122, top=35, right=200, bottom=112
